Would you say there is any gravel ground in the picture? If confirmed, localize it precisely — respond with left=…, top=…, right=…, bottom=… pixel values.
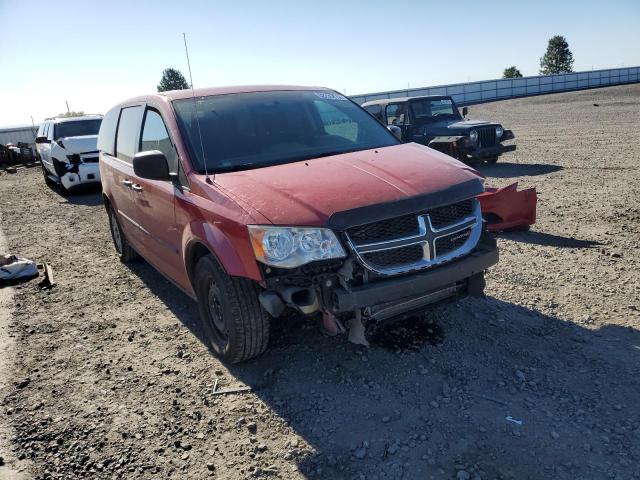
left=1, top=84, right=639, bottom=480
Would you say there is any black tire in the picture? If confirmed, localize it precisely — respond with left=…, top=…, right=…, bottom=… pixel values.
left=41, top=162, right=56, bottom=188
left=194, top=254, right=269, bottom=363
left=107, top=206, right=139, bottom=263
left=486, top=156, right=499, bottom=164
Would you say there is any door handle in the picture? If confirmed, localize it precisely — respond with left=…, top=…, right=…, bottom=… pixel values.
left=122, top=179, right=133, bottom=187
left=131, top=184, right=143, bottom=192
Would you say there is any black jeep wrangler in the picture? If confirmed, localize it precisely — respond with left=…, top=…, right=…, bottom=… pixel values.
left=362, top=95, right=515, bottom=164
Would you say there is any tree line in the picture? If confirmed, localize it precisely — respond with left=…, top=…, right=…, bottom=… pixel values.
left=156, top=35, right=577, bottom=92
left=503, top=35, right=574, bottom=78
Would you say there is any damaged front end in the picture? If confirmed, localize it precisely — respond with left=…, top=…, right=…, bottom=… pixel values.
left=257, top=191, right=499, bottom=342
left=53, top=150, right=101, bottom=190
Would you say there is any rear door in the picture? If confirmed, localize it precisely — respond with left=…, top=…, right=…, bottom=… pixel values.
left=101, top=105, right=145, bottom=250
left=128, top=106, right=182, bottom=280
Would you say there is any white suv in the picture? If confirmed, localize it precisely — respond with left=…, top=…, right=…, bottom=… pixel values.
left=35, top=115, right=103, bottom=193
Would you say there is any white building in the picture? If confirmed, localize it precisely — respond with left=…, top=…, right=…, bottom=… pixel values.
left=0, top=125, right=38, bottom=146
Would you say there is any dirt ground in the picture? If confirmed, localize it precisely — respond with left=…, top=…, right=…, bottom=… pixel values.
left=1, top=84, right=639, bottom=480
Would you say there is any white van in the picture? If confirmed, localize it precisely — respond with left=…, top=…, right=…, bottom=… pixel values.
left=35, top=115, right=103, bottom=193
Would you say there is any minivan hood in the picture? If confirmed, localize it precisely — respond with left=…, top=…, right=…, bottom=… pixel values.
left=57, top=135, right=98, bottom=154
left=213, top=143, right=482, bottom=226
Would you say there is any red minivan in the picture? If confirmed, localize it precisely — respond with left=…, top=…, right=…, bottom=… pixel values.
left=98, top=86, right=498, bottom=363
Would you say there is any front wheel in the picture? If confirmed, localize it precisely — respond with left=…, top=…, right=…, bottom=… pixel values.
left=40, top=162, right=56, bottom=188
left=486, top=156, right=499, bottom=164
left=194, top=254, right=269, bottom=363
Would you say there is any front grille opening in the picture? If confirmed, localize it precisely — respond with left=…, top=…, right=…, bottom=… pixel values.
left=347, top=213, right=419, bottom=245
left=428, top=200, right=474, bottom=228
left=435, top=228, right=472, bottom=256
left=477, top=127, right=497, bottom=148
left=362, top=244, right=423, bottom=268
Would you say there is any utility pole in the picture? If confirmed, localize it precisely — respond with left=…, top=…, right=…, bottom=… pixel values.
left=66, top=100, right=70, bottom=114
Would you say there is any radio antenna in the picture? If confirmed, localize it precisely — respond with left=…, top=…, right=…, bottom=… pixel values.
left=183, top=32, right=212, bottom=184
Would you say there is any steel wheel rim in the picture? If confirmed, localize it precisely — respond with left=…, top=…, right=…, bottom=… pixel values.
left=207, top=280, right=227, bottom=341
left=110, top=211, right=123, bottom=254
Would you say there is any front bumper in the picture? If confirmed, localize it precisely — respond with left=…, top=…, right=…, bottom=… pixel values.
left=469, top=143, right=516, bottom=160
left=59, top=163, right=101, bottom=190
left=331, top=240, right=498, bottom=314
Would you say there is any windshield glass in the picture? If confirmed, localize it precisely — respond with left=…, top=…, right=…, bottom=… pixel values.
left=411, top=98, right=460, bottom=120
left=173, top=90, right=399, bottom=173
left=54, top=119, right=102, bottom=139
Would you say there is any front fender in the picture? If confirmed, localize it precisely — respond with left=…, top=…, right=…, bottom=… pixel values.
left=182, top=220, right=263, bottom=283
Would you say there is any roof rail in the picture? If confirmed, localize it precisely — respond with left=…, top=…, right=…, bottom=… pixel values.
left=43, top=113, right=103, bottom=121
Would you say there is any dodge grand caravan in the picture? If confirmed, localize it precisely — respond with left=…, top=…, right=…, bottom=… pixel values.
left=98, top=86, right=498, bottom=363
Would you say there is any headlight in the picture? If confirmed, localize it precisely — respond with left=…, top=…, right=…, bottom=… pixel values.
left=469, top=130, right=478, bottom=142
left=248, top=226, right=346, bottom=268
left=496, top=126, right=504, bottom=138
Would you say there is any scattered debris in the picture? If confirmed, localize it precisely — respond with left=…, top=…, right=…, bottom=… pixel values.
left=472, top=393, right=509, bottom=406
left=0, top=255, right=38, bottom=283
left=38, top=263, right=55, bottom=289
left=210, top=385, right=252, bottom=396
left=505, top=416, right=523, bottom=425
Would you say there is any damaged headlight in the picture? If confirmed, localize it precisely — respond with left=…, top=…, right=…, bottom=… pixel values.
left=248, top=226, right=346, bottom=268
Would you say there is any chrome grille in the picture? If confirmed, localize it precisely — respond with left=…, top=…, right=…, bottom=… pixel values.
left=426, top=200, right=474, bottom=228
left=348, top=213, right=418, bottom=245
left=362, top=244, right=424, bottom=268
left=477, top=127, right=497, bottom=147
left=345, top=199, right=482, bottom=276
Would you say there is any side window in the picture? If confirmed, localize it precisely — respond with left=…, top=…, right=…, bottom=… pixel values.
left=364, top=105, right=384, bottom=123
left=140, top=109, right=178, bottom=173
left=44, top=122, right=50, bottom=139
left=97, top=107, right=120, bottom=156
left=313, top=100, right=358, bottom=143
left=115, top=106, right=143, bottom=163
left=385, top=104, right=406, bottom=125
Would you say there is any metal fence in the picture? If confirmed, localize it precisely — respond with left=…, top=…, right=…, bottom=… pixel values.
left=349, top=66, right=640, bottom=106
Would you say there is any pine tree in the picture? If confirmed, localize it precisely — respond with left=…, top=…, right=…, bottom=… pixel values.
left=157, top=68, right=190, bottom=92
left=539, top=36, right=574, bottom=75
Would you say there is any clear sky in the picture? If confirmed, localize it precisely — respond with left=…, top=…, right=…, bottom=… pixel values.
left=1, top=0, right=638, bottom=127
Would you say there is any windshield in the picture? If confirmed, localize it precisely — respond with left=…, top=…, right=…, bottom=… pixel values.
left=411, top=98, right=461, bottom=121
left=173, top=90, right=399, bottom=173
left=54, top=119, right=102, bottom=139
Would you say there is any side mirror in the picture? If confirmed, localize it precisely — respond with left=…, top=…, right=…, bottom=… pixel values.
left=462, top=106, right=468, bottom=117
left=35, top=136, right=50, bottom=144
left=133, top=150, right=171, bottom=181
left=387, top=125, right=402, bottom=141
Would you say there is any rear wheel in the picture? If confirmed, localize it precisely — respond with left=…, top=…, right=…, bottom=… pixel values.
left=194, top=254, right=269, bottom=363
left=107, top=206, right=139, bottom=263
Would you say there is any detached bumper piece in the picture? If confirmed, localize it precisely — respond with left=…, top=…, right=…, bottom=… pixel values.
left=331, top=242, right=498, bottom=317
left=478, top=182, right=537, bottom=232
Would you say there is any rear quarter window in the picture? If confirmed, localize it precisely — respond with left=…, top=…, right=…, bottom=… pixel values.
left=97, top=107, right=120, bottom=156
